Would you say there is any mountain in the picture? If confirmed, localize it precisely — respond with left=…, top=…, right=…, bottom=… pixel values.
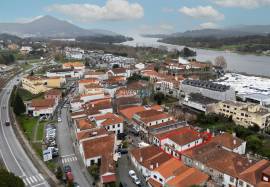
left=0, top=15, right=123, bottom=39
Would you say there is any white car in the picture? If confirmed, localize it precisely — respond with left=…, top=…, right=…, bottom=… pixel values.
left=58, top=117, right=62, bottom=122
left=134, top=178, right=141, bottom=185
left=128, top=170, right=137, bottom=179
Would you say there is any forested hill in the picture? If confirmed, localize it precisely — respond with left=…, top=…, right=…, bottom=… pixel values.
left=159, top=34, right=270, bottom=54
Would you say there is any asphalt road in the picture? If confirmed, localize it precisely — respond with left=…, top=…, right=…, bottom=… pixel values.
left=57, top=107, right=91, bottom=187
left=0, top=78, right=49, bottom=187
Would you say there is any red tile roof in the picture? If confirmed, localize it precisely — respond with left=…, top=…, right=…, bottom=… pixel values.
left=31, top=99, right=55, bottom=108
left=212, top=132, right=245, bottom=150
left=95, top=113, right=124, bottom=126
left=130, top=145, right=171, bottom=170
left=119, top=105, right=162, bottom=120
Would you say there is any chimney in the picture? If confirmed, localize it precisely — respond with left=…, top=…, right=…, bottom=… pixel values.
left=140, top=156, right=143, bottom=162
left=150, top=165, right=153, bottom=170
left=233, top=139, right=236, bottom=145
left=156, top=162, right=159, bottom=168
left=232, top=132, right=236, bottom=137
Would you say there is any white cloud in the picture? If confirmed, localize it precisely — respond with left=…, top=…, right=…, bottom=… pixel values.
left=211, top=0, right=270, bottom=9
left=138, top=23, right=175, bottom=34
left=47, top=0, right=144, bottom=22
left=16, top=15, right=43, bottom=23
left=199, top=22, right=219, bottom=29
left=179, top=6, right=224, bottom=21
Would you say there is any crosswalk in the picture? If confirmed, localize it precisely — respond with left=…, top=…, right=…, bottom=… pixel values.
left=61, top=155, right=77, bottom=164
left=21, top=173, right=45, bottom=186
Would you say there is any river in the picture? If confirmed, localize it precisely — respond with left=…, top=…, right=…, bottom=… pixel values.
left=122, top=36, right=270, bottom=77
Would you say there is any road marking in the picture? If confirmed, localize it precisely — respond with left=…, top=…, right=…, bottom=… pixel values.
left=32, top=176, right=38, bottom=183
left=62, top=156, right=77, bottom=164
left=61, top=153, right=75, bottom=158
left=31, top=182, right=46, bottom=187
left=23, top=178, right=28, bottom=185
left=0, top=87, right=25, bottom=176
left=29, top=176, right=34, bottom=183
left=38, top=173, right=44, bottom=180
left=26, top=177, right=31, bottom=185
left=0, top=148, right=9, bottom=172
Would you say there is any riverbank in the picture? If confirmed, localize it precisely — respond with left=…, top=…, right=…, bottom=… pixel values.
left=122, top=36, right=270, bottom=77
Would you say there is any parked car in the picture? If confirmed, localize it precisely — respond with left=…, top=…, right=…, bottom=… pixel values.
left=128, top=170, right=137, bottom=179
left=133, top=177, right=141, bottom=186
left=58, top=117, right=62, bottom=122
left=117, top=148, right=128, bottom=155
left=66, top=172, right=74, bottom=183
left=64, top=165, right=72, bottom=173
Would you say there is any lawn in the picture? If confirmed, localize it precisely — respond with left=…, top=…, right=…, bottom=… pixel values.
left=17, top=115, right=38, bottom=141
left=36, top=121, right=46, bottom=141
left=32, top=142, right=43, bottom=158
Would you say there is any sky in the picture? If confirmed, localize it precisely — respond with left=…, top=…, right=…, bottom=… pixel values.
left=1, top=0, right=270, bottom=36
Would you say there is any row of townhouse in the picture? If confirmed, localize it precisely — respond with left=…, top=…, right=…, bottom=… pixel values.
left=130, top=145, right=209, bottom=187
left=130, top=121, right=270, bottom=187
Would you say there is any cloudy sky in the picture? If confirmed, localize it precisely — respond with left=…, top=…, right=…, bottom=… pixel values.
left=1, top=0, right=270, bottom=35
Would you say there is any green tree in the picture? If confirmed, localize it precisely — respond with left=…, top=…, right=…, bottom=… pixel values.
left=0, top=169, right=24, bottom=187
left=13, top=92, right=26, bottom=115
left=55, top=166, right=63, bottom=180
left=246, top=135, right=263, bottom=153
left=88, top=164, right=99, bottom=181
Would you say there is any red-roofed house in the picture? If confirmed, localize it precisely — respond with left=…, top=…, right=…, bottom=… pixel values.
left=27, top=99, right=57, bottom=117
left=78, top=78, right=99, bottom=93
left=148, top=158, right=209, bottom=187
left=79, top=134, right=117, bottom=185
left=153, top=127, right=204, bottom=159
left=94, top=113, right=124, bottom=134
left=130, top=145, right=171, bottom=177
left=132, top=109, right=173, bottom=133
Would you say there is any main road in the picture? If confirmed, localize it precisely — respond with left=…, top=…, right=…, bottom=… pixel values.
left=0, top=76, right=49, bottom=187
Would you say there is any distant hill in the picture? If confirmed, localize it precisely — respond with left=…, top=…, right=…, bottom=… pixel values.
left=0, top=15, right=131, bottom=43
left=0, top=33, right=22, bottom=42
left=143, top=25, right=270, bottom=39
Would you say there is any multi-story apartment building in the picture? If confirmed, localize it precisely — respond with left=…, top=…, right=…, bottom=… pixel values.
left=214, top=100, right=270, bottom=129
left=22, top=76, right=50, bottom=94
left=181, top=79, right=236, bottom=101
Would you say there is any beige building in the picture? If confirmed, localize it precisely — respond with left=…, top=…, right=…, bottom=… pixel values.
left=214, top=100, right=270, bottom=129
left=46, top=77, right=66, bottom=88
left=22, top=76, right=50, bottom=94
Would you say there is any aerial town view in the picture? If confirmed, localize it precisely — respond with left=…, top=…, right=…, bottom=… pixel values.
left=1, top=0, right=270, bottom=187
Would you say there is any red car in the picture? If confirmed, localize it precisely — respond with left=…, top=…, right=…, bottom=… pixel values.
left=66, top=172, right=74, bottom=183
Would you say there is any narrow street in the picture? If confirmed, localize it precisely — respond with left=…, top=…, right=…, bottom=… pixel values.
left=57, top=107, right=92, bottom=186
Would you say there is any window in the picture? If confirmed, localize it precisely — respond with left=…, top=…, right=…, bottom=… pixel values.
left=238, top=181, right=243, bottom=186
left=153, top=175, right=157, bottom=179
left=112, top=125, right=115, bottom=128
left=230, top=177, right=234, bottom=183
left=118, top=124, right=120, bottom=127
left=159, top=178, right=163, bottom=182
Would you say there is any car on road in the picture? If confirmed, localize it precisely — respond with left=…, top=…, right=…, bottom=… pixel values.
left=64, top=165, right=72, bottom=173
left=73, top=182, right=80, bottom=187
left=5, top=121, right=10, bottom=126
left=58, top=117, right=62, bottom=122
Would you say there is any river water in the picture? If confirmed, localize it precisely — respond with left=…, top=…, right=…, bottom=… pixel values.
left=122, top=36, right=270, bottom=77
